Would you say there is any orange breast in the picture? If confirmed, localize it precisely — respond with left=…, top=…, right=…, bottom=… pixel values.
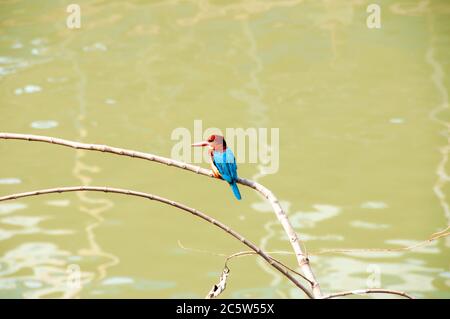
left=210, top=161, right=222, bottom=179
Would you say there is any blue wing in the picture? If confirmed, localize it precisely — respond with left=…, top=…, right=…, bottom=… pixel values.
left=213, top=149, right=238, bottom=183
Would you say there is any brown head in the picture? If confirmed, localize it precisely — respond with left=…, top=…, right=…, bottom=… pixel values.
left=191, top=134, right=227, bottom=152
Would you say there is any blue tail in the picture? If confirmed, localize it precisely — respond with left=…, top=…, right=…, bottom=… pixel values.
left=230, top=182, right=242, bottom=200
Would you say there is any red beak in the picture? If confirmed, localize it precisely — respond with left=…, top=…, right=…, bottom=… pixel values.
left=191, top=141, right=209, bottom=147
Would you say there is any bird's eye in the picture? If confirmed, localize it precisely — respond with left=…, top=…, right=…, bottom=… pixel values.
left=208, top=135, right=215, bottom=142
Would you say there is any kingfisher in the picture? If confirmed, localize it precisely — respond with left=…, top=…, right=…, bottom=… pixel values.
left=192, top=134, right=242, bottom=200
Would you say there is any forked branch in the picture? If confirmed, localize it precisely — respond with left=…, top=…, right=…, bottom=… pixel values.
left=0, top=132, right=322, bottom=297
left=0, top=185, right=314, bottom=299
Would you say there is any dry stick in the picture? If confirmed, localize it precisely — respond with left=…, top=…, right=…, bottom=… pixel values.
left=322, top=289, right=415, bottom=299
left=0, top=132, right=322, bottom=297
left=313, top=229, right=450, bottom=256
left=0, top=186, right=314, bottom=299
left=177, top=241, right=313, bottom=284
left=224, top=251, right=313, bottom=285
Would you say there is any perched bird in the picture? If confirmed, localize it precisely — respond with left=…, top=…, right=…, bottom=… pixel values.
left=192, top=134, right=242, bottom=200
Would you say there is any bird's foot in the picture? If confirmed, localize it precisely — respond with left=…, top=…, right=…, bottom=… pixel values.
left=212, top=167, right=222, bottom=179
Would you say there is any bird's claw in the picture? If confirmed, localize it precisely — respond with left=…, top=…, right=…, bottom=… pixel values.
left=212, top=166, right=222, bottom=179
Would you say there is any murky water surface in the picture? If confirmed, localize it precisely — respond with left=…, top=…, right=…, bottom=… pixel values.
left=0, top=0, right=449, bottom=298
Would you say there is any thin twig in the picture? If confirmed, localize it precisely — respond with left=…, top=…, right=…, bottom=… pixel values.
left=180, top=226, right=450, bottom=260
left=177, top=240, right=293, bottom=258
left=0, top=132, right=322, bottom=297
left=224, top=251, right=313, bottom=285
left=312, top=227, right=450, bottom=255
left=0, top=185, right=314, bottom=299
left=322, top=289, right=415, bottom=299
left=177, top=240, right=228, bottom=257
left=177, top=241, right=312, bottom=284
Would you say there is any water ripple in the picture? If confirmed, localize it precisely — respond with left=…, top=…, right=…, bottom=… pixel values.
left=0, top=178, right=21, bottom=185
left=0, top=203, right=27, bottom=215
left=30, top=120, right=59, bottom=129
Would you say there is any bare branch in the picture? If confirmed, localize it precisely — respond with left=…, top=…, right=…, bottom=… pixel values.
left=312, top=226, right=450, bottom=256
left=322, top=289, right=415, bottom=299
left=176, top=241, right=313, bottom=285
left=0, top=132, right=322, bottom=297
left=0, top=185, right=314, bottom=299
left=224, top=251, right=313, bottom=285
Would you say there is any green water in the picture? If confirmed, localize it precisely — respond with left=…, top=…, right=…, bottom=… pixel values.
left=0, top=0, right=449, bottom=298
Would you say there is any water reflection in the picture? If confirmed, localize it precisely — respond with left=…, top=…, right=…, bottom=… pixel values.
left=70, top=51, right=119, bottom=288
left=231, top=287, right=283, bottom=299
left=0, top=178, right=22, bottom=185
left=360, top=201, right=388, bottom=210
left=30, top=120, right=59, bottom=129
left=45, top=199, right=71, bottom=207
left=318, top=255, right=442, bottom=298
left=86, top=276, right=176, bottom=296
left=82, top=42, right=108, bottom=52
left=15, top=84, right=42, bottom=95
left=425, top=13, right=450, bottom=249
left=0, top=203, right=27, bottom=215
left=290, top=204, right=341, bottom=229
left=0, top=0, right=448, bottom=298
left=0, top=243, right=94, bottom=298
left=350, top=220, right=390, bottom=230
left=0, top=214, right=73, bottom=241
